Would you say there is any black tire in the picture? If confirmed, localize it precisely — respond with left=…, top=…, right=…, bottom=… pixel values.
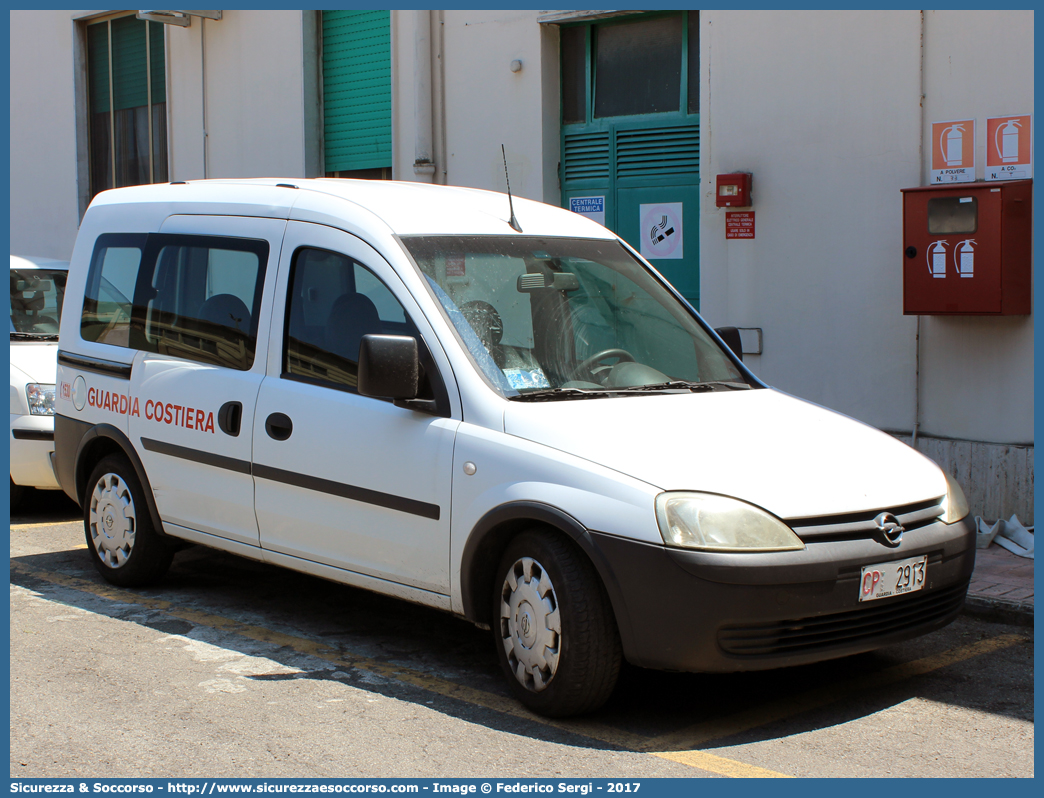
left=83, top=455, right=174, bottom=587
left=10, top=479, right=26, bottom=511
left=493, top=528, right=622, bottom=717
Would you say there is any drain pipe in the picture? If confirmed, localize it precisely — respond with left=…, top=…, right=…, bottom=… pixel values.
left=912, top=10, right=925, bottom=448
left=431, top=10, right=447, bottom=185
left=413, top=10, right=435, bottom=181
left=201, top=15, right=209, bottom=178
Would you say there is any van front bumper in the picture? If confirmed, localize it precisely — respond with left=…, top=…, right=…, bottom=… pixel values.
left=588, top=515, right=975, bottom=672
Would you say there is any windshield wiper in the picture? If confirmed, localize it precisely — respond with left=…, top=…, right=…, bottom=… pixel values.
left=508, top=387, right=613, bottom=402
left=609, top=380, right=753, bottom=393
left=10, top=332, right=59, bottom=341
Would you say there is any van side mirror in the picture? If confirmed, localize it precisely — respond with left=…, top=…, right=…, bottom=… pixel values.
left=714, top=326, right=743, bottom=361
left=358, top=334, right=420, bottom=400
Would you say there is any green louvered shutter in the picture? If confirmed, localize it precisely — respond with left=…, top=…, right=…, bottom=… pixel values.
left=86, top=15, right=167, bottom=195
left=322, top=10, right=392, bottom=173
left=110, top=15, right=148, bottom=111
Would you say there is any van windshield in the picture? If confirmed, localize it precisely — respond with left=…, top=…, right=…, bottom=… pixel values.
left=400, top=236, right=749, bottom=399
left=10, top=268, right=67, bottom=337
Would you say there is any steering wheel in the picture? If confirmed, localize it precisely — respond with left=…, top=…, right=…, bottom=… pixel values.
left=567, top=348, right=635, bottom=382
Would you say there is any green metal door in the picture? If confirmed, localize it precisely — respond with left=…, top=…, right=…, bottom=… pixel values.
left=560, top=12, right=701, bottom=307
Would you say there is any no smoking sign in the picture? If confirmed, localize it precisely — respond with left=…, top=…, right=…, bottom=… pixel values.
left=639, top=203, right=684, bottom=260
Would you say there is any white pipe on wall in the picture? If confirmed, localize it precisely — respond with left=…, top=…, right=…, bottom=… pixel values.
left=413, top=9, right=435, bottom=180
left=431, top=10, right=447, bottom=185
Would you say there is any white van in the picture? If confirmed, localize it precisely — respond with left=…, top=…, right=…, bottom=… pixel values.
left=55, top=179, right=974, bottom=717
left=10, top=255, right=69, bottom=507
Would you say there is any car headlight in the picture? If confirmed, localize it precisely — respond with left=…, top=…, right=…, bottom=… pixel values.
left=655, top=492, right=805, bottom=552
left=26, top=383, right=56, bottom=416
left=940, top=470, right=970, bottom=524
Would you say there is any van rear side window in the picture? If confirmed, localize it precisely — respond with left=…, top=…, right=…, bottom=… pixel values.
left=81, top=233, right=268, bottom=370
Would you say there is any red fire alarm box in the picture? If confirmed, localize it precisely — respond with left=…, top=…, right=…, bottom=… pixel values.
left=716, top=173, right=752, bottom=208
left=902, top=180, right=1032, bottom=315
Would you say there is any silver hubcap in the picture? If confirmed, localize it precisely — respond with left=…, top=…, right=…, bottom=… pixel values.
left=499, top=556, right=561, bottom=692
left=88, top=472, right=136, bottom=569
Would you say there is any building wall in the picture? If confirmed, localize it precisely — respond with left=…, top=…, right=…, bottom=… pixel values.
left=9, top=9, right=84, bottom=261
left=164, top=10, right=310, bottom=181
left=438, top=10, right=557, bottom=203
left=699, top=10, right=924, bottom=430
left=7, top=10, right=1033, bottom=520
left=917, top=10, right=1034, bottom=446
left=9, top=9, right=312, bottom=262
left=698, top=9, right=1033, bottom=521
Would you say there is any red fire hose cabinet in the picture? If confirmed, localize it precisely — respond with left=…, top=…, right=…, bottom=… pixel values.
left=902, top=179, right=1032, bottom=315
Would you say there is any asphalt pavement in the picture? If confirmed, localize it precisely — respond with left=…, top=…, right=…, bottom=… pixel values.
left=9, top=489, right=1035, bottom=778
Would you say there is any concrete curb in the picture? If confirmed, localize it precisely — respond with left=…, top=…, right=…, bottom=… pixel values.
left=962, top=595, right=1034, bottom=627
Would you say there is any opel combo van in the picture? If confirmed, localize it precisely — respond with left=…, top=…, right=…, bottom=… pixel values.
left=55, top=179, right=974, bottom=717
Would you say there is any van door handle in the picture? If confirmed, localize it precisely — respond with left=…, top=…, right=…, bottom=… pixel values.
left=265, top=412, right=293, bottom=441
left=218, top=401, right=242, bottom=437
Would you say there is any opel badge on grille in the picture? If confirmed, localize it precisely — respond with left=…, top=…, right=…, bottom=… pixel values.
left=874, top=512, right=905, bottom=546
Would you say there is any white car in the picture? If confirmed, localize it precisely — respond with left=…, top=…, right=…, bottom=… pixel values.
left=10, top=255, right=69, bottom=508
left=54, top=179, right=974, bottom=717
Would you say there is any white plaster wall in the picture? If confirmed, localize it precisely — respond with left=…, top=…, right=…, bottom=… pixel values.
left=700, top=10, right=923, bottom=434
left=699, top=9, right=1034, bottom=447
left=917, top=10, right=1034, bottom=444
left=9, top=10, right=84, bottom=260
left=437, top=10, right=555, bottom=202
left=164, top=11, right=308, bottom=180
left=390, top=10, right=426, bottom=183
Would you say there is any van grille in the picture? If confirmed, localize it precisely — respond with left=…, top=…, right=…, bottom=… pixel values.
left=717, top=580, right=967, bottom=658
left=787, top=497, right=945, bottom=543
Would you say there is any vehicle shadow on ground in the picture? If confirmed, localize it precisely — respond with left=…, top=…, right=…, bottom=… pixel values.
left=10, top=539, right=1033, bottom=754
left=9, top=488, right=81, bottom=525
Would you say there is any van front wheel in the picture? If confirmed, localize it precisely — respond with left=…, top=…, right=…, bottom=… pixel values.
left=84, top=455, right=173, bottom=587
left=493, top=529, right=622, bottom=717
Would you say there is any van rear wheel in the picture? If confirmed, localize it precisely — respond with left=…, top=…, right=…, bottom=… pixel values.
left=493, top=529, right=622, bottom=717
left=84, top=455, right=173, bottom=587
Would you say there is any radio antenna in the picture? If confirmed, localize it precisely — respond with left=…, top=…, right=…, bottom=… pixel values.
left=501, top=144, right=522, bottom=232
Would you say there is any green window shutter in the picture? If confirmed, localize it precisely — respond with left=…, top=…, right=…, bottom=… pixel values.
left=149, top=20, right=166, bottom=105
left=110, top=15, right=148, bottom=112
left=87, top=22, right=110, bottom=115
left=323, top=10, right=392, bottom=173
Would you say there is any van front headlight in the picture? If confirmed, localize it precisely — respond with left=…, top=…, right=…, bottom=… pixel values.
left=940, top=471, right=970, bottom=524
left=654, top=492, right=805, bottom=552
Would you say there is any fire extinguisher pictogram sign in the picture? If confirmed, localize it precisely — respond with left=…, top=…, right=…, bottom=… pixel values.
left=985, top=114, right=1032, bottom=181
left=955, top=239, right=976, bottom=278
left=931, top=119, right=975, bottom=184
left=926, top=240, right=949, bottom=278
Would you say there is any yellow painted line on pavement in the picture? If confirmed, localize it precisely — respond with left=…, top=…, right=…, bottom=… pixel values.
left=10, top=521, right=80, bottom=530
left=652, top=750, right=792, bottom=778
left=11, top=560, right=797, bottom=777
left=644, top=632, right=1029, bottom=754
left=8, top=565, right=650, bottom=751
left=13, top=560, right=1023, bottom=779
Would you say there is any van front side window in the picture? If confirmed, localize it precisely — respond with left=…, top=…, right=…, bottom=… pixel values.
left=282, top=247, right=421, bottom=392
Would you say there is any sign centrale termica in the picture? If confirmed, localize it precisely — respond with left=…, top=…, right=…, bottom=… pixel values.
left=931, top=119, right=975, bottom=184
left=639, top=203, right=683, bottom=260
left=569, top=196, right=606, bottom=226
